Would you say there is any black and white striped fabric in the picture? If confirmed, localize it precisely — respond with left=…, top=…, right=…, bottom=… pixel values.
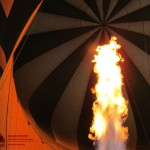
left=13, top=0, right=150, bottom=149
left=0, top=0, right=42, bottom=76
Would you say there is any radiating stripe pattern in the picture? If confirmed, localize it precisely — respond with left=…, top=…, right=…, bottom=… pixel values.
left=11, top=0, right=150, bottom=149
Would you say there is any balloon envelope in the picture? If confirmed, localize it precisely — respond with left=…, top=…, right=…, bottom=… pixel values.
left=1, top=0, right=149, bottom=149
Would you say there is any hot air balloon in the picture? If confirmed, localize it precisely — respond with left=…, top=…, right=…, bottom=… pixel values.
left=0, top=0, right=150, bottom=150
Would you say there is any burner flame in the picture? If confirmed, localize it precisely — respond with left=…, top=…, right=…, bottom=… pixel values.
left=88, top=36, right=128, bottom=150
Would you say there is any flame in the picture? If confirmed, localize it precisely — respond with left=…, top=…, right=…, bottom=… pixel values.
left=89, top=36, right=128, bottom=149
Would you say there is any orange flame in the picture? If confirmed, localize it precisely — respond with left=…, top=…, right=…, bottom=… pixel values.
left=89, top=36, right=128, bottom=149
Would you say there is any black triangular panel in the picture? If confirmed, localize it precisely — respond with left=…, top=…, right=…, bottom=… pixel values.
left=0, top=67, right=3, bottom=76
left=84, top=0, right=101, bottom=22
left=102, top=0, right=110, bottom=21
left=0, top=3, right=12, bottom=59
left=2, top=0, right=42, bottom=61
left=0, top=3, right=7, bottom=45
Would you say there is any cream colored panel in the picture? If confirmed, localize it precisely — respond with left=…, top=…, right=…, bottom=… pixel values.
left=109, top=21, right=150, bottom=36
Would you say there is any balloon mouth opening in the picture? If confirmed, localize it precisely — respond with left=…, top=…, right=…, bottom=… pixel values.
left=101, top=22, right=107, bottom=28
